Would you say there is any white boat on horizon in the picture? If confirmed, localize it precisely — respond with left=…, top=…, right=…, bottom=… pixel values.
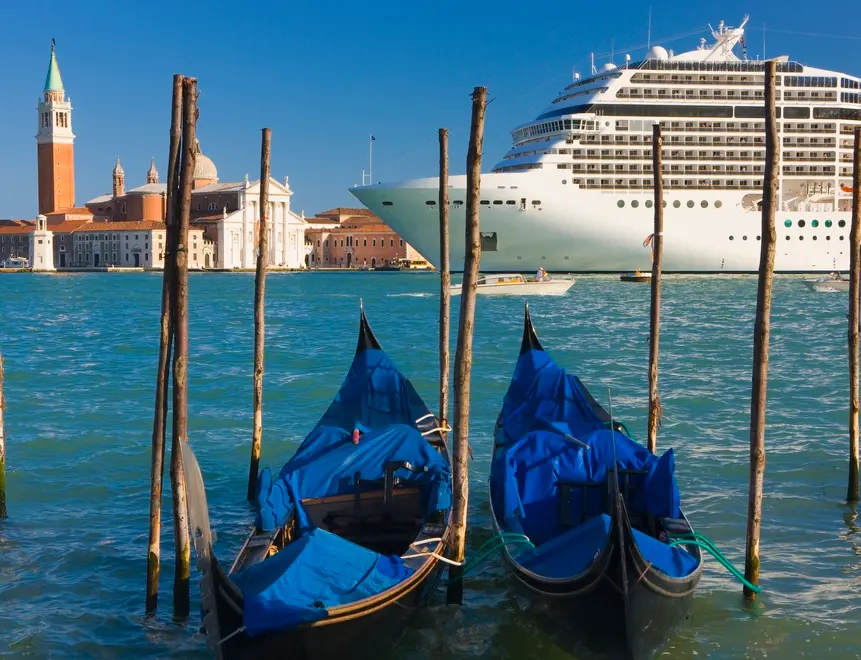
left=451, top=273, right=575, bottom=296
left=1, top=257, right=29, bottom=269
left=350, top=16, right=861, bottom=274
left=802, top=273, right=850, bottom=292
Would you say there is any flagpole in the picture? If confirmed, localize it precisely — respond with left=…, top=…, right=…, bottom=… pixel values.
left=369, top=135, right=373, bottom=185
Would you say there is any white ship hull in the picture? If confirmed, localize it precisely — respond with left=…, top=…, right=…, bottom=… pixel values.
left=349, top=172, right=852, bottom=273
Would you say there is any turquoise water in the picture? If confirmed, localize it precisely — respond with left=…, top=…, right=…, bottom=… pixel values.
left=0, top=272, right=859, bottom=659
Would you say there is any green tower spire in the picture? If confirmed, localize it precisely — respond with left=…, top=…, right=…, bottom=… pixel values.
left=44, top=38, right=64, bottom=93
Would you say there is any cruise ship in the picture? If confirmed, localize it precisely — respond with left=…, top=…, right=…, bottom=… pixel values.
left=349, top=17, right=861, bottom=273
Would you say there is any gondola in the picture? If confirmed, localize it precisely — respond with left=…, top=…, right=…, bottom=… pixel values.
left=181, top=309, right=452, bottom=660
left=489, top=306, right=702, bottom=660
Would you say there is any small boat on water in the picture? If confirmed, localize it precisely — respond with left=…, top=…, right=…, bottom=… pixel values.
left=1, top=256, right=29, bottom=269
left=451, top=273, right=574, bottom=296
left=620, top=269, right=651, bottom=283
left=489, top=307, right=702, bottom=659
left=182, top=309, right=452, bottom=659
left=802, top=272, right=850, bottom=292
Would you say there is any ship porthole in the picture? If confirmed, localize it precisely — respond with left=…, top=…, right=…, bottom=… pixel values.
left=701, top=200, right=708, bottom=208
left=541, top=256, right=546, bottom=260
left=813, top=235, right=818, bottom=240
left=687, top=200, right=695, bottom=208
left=827, top=236, right=832, bottom=240
left=811, top=219, right=819, bottom=227
left=562, top=179, right=567, bottom=184
left=799, top=236, right=804, bottom=240
left=646, top=200, right=653, bottom=208
left=757, top=235, right=761, bottom=240
left=839, top=220, right=847, bottom=228
left=617, top=200, right=625, bottom=208
left=825, top=220, right=833, bottom=227
left=785, top=236, right=790, bottom=240
left=743, top=235, right=748, bottom=240
left=840, top=235, right=845, bottom=240
left=631, top=200, right=639, bottom=208
left=673, top=200, right=681, bottom=208
left=729, top=235, right=734, bottom=240
left=564, top=256, right=570, bottom=260
left=715, top=200, right=723, bottom=208
left=784, top=219, right=792, bottom=227
left=798, top=219, right=806, bottom=228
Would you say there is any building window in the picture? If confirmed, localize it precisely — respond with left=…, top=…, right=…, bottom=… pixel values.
left=399, top=239, right=404, bottom=247
left=363, top=239, right=367, bottom=247
left=390, top=239, right=394, bottom=248
left=373, top=239, right=376, bottom=247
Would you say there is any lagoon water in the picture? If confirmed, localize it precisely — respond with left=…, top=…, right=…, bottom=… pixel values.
left=0, top=271, right=859, bottom=659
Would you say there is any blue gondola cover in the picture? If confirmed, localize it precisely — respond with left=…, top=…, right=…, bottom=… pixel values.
left=492, top=341, right=698, bottom=580
left=239, top=337, right=450, bottom=635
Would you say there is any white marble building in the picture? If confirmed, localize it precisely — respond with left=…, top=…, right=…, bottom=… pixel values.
left=193, top=176, right=307, bottom=270
left=29, top=215, right=55, bottom=271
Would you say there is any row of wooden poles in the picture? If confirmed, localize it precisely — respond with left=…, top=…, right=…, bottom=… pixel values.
left=51, top=60, right=848, bottom=614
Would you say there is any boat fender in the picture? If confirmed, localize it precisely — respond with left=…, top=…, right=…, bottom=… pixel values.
left=352, top=428, right=360, bottom=444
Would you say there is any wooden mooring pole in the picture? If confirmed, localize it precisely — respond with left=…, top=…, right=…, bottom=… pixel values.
left=170, top=76, right=198, bottom=617
left=146, top=73, right=183, bottom=614
left=439, top=127, right=451, bottom=435
left=248, top=128, right=272, bottom=502
left=744, top=60, right=777, bottom=600
left=848, top=126, right=861, bottom=503
left=0, top=350, right=7, bottom=519
left=647, top=123, right=665, bottom=454
left=447, top=87, right=487, bottom=605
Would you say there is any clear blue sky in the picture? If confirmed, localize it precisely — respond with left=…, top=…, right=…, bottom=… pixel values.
left=1, top=0, right=860, bottom=220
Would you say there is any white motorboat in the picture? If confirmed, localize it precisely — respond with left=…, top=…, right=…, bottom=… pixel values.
left=451, top=273, right=575, bottom=296
left=802, top=273, right=850, bottom=292
left=1, top=257, right=29, bottom=269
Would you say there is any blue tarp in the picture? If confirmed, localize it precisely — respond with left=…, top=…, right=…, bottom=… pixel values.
left=232, top=527, right=413, bottom=636
left=256, top=345, right=451, bottom=531
left=492, top=346, right=697, bottom=580
left=238, top=337, right=450, bottom=636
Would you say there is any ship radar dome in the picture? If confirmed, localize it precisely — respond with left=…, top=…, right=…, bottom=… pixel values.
left=647, top=46, right=669, bottom=61
left=602, top=62, right=617, bottom=72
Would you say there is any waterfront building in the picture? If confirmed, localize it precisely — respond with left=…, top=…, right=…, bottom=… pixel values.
left=0, top=40, right=309, bottom=271
left=305, top=208, right=429, bottom=268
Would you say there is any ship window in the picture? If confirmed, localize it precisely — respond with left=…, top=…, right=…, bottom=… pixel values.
left=617, top=200, right=625, bottom=208
left=673, top=200, right=681, bottom=208
left=729, top=236, right=734, bottom=240
left=532, top=200, right=541, bottom=205
left=645, top=200, right=653, bottom=208
left=425, top=200, right=436, bottom=206
left=715, top=200, right=723, bottom=208
left=701, top=200, right=708, bottom=208
left=686, top=200, right=694, bottom=208
left=827, top=235, right=832, bottom=240
left=382, top=201, right=393, bottom=206
left=743, top=236, right=748, bottom=240
left=841, top=235, right=846, bottom=240
left=757, top=235, right=761, bottom=240
left=631, top=200, right=639, bottom=208
left=493, top=200, right=503, bottom=205
left=825, top=219, right=832, bottom=227
left=784, top=219, right=792, bottom=227
left=785, top=235, right=790, bottom=240
left=799, top=236, right=804, bottom=240
left=798, top=219, right=806, bottom=227
left=453, top=200, right=463, bottom=205
left=839, top=220, right=847, bottom=227
left=506, top=200, right=516, bottom=205
left=480, top=200, right=489, bottom=205
left=813, top=235, right=818, bottom=240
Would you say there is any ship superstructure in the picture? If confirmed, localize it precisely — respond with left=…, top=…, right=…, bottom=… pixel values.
left=350, top=17, right=861, bottom=272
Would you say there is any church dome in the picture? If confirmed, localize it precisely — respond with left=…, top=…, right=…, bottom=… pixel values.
left=193, top=140, right=218, bottom=182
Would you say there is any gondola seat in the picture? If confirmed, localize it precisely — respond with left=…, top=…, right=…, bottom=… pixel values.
left=518, top=514, right=612, bottom=578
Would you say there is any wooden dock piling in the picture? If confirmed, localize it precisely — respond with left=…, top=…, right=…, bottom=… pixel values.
left=848, top=126, right=861, bottom=503
left=0, top=350, right=7, bottom=519
left=248, top=128, right=272, bottom=503
left=744, top=60, right=778, bottom=600
left=146, top=73, right=183, bottom=614
left=170, top=76, right=198, bottom=617
left=447, top=87, right=487, bottom=605
left=438, top=128, right=451, bottom=435
left=647, top=123, right=664, bottom=454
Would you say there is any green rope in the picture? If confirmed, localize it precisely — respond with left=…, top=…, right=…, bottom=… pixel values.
left=442, top=532, right=535, bottom=585
left=669, top=533, right=761, bottom=594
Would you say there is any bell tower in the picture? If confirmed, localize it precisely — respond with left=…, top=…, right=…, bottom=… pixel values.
left=36, top=39, right=75, bottom=215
